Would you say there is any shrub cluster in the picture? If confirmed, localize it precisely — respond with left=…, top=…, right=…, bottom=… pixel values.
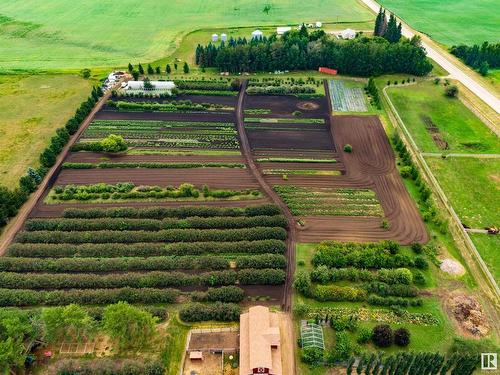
left=107, top=99, right=232, bottom=112
left=367, top=295, right=423, bottom=307
left=192, top=286, right=245, bottom=303
left=175, top=80, right=233, bottom=91
left=0, top=287, right=179, bottom=307
left=62, top=204, right=281, bottom=219
left=238, top=268, right=286, bottom=284
left=7, top=239, right=286, bottom=258
left=0, top=254, right=284, bottom=273
left=179, top=302, right=240, bottom=322
left=311, top=266, right=413, bottom=285
left=363, top=282, right=418, bottom=297
left=313, top=285, right=366, bottom=302
left=24, top=215, right=287, bottom=232
left=16, top=227, right=287, bottom=244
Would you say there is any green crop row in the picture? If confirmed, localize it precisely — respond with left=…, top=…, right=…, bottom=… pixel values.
left=7, top=239, right=286, bottom=258
left=62, top=162, right=245, bottom=169
left=256, top=157, right=336, bottom=163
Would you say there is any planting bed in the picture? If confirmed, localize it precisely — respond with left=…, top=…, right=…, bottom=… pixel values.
left=244, top=95, right=328, bottom=118
left=328, top=80, right=367, bottom=112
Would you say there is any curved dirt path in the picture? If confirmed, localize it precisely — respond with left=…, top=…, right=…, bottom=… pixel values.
left=235, top=81, right=297, bottom=312
left=0, top=90, right=112, bottom=254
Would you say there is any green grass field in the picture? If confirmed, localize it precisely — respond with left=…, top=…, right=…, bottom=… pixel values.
left=0, top=74, right=91, bottom=187
left=425, top=157, right=500, bottom=229
left=469, top=234, right=500, bottom=286
left=378, top=0, right=500, bottom=46
left=0, top=0, right=373, bottom=70
left=387, top=81, right=500, bottom=154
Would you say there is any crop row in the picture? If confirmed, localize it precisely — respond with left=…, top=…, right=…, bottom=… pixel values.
left=0, top=254, right=286, bottom=272
left=85, top=120, right=236, bottom=130
left=256, top=157, right=336, bottom=163
left=107, top=99, right=233, bottom=112
left=0, top=268, right=285, bottom=289
left=244, top=117, right=325, bottom=124
left=311, top=267, right=413, bottom=285
left=61, top=204, right=281, bottom=219
left=62, top=162, right=245, bottom=169
left=7, top=239, right=286, bottom=258
left=24, top=215, right=287, bottom=232
left=16, top=227, right=286, bottom=244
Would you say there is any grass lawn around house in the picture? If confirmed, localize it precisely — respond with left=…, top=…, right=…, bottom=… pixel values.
left=0, top=74, right=92, bottom=187
left=425, top=157, right=500, bottom=229
left=378, top=0, right=500, bottom=46
left=387, top=81, right=500, bottom=154
left=469, top=234, right=500, bottom=287
left=0, top=0, right=373, bottom=71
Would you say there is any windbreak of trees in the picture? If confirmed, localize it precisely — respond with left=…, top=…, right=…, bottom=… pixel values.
left=450, top=42, right=500, bottom=75
left=195, top=27, right=432, bottom=76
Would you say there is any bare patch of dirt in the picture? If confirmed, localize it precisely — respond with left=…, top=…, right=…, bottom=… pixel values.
left=447, top=294, right=490, bottom=337
left=440, top=258, right=466, bottom=276
left=297, top=101, right=320, bottom=110
left=420, top=114, right=449, bottom=150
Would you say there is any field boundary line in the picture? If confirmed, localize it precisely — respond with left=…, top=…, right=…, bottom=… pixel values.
left=421, top=153, right=500, bottom=159
left=383, top=85, right=500, bottom=310
left=0, top=90, right=112, bottom=254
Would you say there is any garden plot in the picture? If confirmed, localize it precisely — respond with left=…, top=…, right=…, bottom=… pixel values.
left=328, top=80, right=367, bottom=112
left=244, top=95, right=328, bottom=118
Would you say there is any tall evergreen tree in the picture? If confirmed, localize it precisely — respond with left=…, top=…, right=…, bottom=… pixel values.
left=384, top=13, right=400, bottom=43
left=374, top=7, right=384, bottom=36
left=380, top=9, right=388, bottom=36
left=127, top=63, right=133, bottom=72
left=138, top=63, right=144, bottom=75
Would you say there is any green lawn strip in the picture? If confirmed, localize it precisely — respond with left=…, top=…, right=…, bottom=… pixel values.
left=262, top=169, right=341, bottom=176
left=62, top=162, right=245, bottom=169
left=244, top=118, right=325, bottom=124
left=126, top=148, right=241, bottom=156
left=387, top=81, right=500, bottom=153
left=425, top=157, right=500, bottom=229
left=0, top=74, right=92, bottom=186
left=469, top=234, right=500, bottom=286
left=256, top=158, right=336, bottom=163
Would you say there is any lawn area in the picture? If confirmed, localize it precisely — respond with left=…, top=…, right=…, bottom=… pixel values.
left=425, top=157, right=499, bottom=229
left=378, top=0, right=500, bottom=46
left=387, top=81, right=500, bottom=153
left=469, top=233, right=500, bottom=286
left=0, top=74, right=91, bottom=187
left=0, top=0, right=373, bottom=70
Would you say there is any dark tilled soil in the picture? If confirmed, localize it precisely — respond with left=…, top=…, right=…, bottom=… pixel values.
left=247, top=129, right=335, bottom=150
left=66, top=152, right=245, bottom=164
left=94, top=110, right=235, bottom=122
left=244, top=95, right=328, bottom=117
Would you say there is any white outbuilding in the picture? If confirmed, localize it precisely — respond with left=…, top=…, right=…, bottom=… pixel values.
left=251, top=30, right=263, bottom=40
left=221, top=33, right=227, bottom=42
left=277, top=26, right=292, bottom=35
left=212, top=33, right=219, bottom=42
left=125, top=81, right=175, bottom=93
left=315, top=21, right=322, bottom=28
left=341, top=28, right=356, bottom=40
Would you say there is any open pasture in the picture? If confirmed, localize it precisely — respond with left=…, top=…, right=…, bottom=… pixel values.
left=0, top=0, right=374, bottom=70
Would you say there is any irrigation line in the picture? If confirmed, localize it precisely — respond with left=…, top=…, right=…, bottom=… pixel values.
left=383, top=85, right=500, bottom=308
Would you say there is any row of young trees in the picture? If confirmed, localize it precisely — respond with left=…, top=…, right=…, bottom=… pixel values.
left=194, top=26, right=432, bottom=76
left=0, top=86, right=103, bottom=228
left=450, top=41, right=500, bottom=75
left=127, top=62, right=190, bottom=80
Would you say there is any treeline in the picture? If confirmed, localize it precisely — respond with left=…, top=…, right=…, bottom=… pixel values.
left=374, top=7, right=402, bottom=43
left=195, top=27, right=431, bottom=76
left=450, top=41, right=500, bottom=75
left=0, top=86, right=103, bottom=227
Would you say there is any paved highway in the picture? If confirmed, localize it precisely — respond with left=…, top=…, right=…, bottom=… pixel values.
left=360, top=0, right=500, bottom=114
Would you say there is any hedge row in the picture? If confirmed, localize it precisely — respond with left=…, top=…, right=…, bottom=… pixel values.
left=193, top=286, right=245, bottom=303
left=238, top=268, right=285, bottom=285
left=0, top=287, right=179, bottom=307
left=24, top=215, right=287, bottom=232
left=0, top=254, right=285, bottom=273
left=311, top=267, right=413, bottom=285
left=62, top=162, right=245, bottom=169
left=363, top=282, right=418, bottom=298
left=312, top=241, right=413, bottom=269
left=62, top=204, right=281, bottom=219
left=7, top=239, right=286, bottom=258
left=179, top=302, right=240, bottom=322
left=313, top=285, right=367, bottom=302
left=16, top=227, right=287, bottom=244
left=367, top=295, right=423, bottom=308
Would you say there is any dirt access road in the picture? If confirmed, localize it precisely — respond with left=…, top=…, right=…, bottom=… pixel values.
left=235, top=80, right=297, bottom=312
left=360, top=0, right=500, bottom=114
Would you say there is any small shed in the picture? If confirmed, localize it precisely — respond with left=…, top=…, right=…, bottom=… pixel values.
left=189, top=351, right=203, bottom=361
left=277, top=26, right=291, bottom=35
left=221, top=33, right=227, bottom=42
left=341, top=28, right=356, bottom=40
left=251, top=30, right=263, bottom=40
left=315, top=21, right=322, bottom=28
left=212, top=33, right=218, bottom=42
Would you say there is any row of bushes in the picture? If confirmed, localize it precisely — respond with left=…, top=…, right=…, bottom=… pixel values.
left=179, top=302, right=240, bottom=322
left=363, top=281, right=419, bottom=298
left=0, top=254, right=286, bottom=272
left=62, top=161, right=245, bottom=169
left=107, top=99, right=232, bottom=112
left=0, top=287, right=179, bottom=307
left=0, top=87, right=103, bottom=227
left=24, top=215, right=287, bottom=232
left=16, top=227, right=287, bottom=244
left=192, top=286, right=245, bottom=303
left=175, top=80, right=235, bottom=91
left=62, top=204, right=281, bottom=219
left=311, top=266, right=413, bottom=285
left=367, top=295, right=423, bottom=307
left=0, top=269, right=284, bottom=289
left=247, top=85, right=316, bottom=95
left=7, top=239, right=286, bottom=258
left=392, top=133, right=448, bottom=233
left=313, top=285, right=367, bottom=302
